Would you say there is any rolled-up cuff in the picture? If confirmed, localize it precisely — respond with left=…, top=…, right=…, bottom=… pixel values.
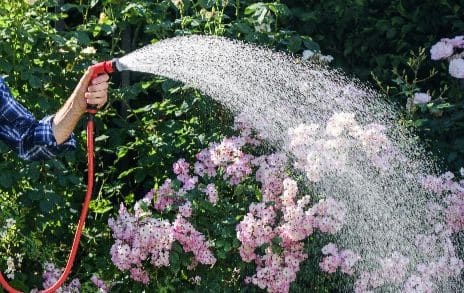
left=34, top=115, right=76, bottom=150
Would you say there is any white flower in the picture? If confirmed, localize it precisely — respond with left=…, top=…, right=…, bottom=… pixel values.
left=320, top=54, right=334, bottom=63
left=5, top=257, right=15, bottom=279
left=81, top=46, right=97, bottom=55
left=5, top=218, right=15, bottom=229
left=460, top=167, right=464, bottom=177
left=413, top=92, right=432, bottom=105
left=171, top=0, right=183, bottom=7
left=302, top=50, right=333, bottom=63
left=302, top=50, right=315, bottom=61
left=449, top=58, right=464, bottom=78
left=430, top=41, right=454, bottom=60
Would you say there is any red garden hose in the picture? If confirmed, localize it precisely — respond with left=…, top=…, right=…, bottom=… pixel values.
left=0, top=63, right=115, bottom=292
left=0, top=112, right=95, bottom=293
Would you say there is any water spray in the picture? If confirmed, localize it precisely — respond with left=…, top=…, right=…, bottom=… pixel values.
left=0, top=62, right=119, bottom=293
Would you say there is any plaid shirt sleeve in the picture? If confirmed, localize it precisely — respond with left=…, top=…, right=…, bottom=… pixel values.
left=0, top=77, right=76, bottom=161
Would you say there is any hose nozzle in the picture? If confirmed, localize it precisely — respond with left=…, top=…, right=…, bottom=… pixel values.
left=90, top=59, right=119, bottom=79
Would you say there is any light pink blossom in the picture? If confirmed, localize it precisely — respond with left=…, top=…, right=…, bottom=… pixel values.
left=441, top=35, right=464, bottom=48
left=91, top=274, right=112, bottom=293
left=204, top=183, right=219, bottom=204
left=430, top=41, right=454, bottom=60
left=173, top=215, right=217, bottom=265
left=319, top=243, right=360, bottom=276
left=173, top=158, right=190, bottom=175
left=449, top=58, right=464, bottom=78
left=179, top=201, right=192, bottom=218
left=413, top=92, right=432, bottom=104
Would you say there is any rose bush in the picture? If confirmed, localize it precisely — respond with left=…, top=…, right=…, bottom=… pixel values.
left=105, top=115, right=353, bottom=292
left=1, top=1, right=463, bottom=292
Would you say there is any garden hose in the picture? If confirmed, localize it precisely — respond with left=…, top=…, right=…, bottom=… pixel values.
left=0, top=63, right=115, bottom=293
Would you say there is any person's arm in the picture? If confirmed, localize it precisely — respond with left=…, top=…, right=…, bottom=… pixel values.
left=52, top=69, right=109, bottom=144
left=0, top=69, right=109, bottom=160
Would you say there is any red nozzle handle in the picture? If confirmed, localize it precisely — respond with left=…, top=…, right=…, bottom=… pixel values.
left=87, top=60, right=114, bottom=113
left=90, top=60, right=114, bottom=80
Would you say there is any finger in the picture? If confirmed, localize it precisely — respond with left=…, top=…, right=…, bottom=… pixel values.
left=76, top=68, right=93, bottom=93
left=91, top=73, right=110, bottom=85
left=85, top=92, right=108, bottom=104
left=88, top=82, right=109, bottom=92
left=85, top=91, right=108, bottom=99
left=86, top=99, right=108, bottom=109
left=85, top=97, right=107, bottom=107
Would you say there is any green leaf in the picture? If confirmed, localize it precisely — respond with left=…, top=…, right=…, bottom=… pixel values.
left=90, top=0, right=99, bottom=8
left=60, top=4, right=81, bottom=12
left=223, top=241, right=232, bottom=252
left=217, top=250, right=227, bottom=259
left=257, top=7, right=268, bottom=24
left=39, top=198, right=53, bottom=213
left=234, top=22, right=252, bottom=34
left=287, top=36, right=302, bottom=53
left=303, top=39, right=320, bottom=52
left=170, top=252, right=180, bottom=273
left=0, top=173, right=13, bottom=188
left=117, top=167, right=136, bottom=179
left=74, top=31, right=91, bottom=45
left=414, top=118, right=428, bottom=127
left=134, top=168, right=146, bottom=183
left=27, top=189, right=43, bottom=201
left=199, top=0, right=215, bottom=9
left=268, top=3, right=290, bottom=17
left=245, top=3, right=262, bottom=15
left=90, top=198, right=112, bottom=214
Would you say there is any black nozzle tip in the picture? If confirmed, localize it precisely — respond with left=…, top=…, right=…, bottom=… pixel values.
left=111, top=58, right=120, bottom=72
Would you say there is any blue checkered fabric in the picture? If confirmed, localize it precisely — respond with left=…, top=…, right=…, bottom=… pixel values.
left=0, top=77, right=76, bottom=160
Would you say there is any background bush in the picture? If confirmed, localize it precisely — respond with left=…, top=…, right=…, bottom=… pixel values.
left=0, top=0, right=462, bottom=292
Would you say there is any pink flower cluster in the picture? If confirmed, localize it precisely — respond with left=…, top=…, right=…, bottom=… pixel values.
left=108, top=204, right=174, bottom=284
left=319, top=243, right=360, bottom=275
left=309, top=197, right=346, bottom=234
left=253, top=153, right=288, bottom=203
left=153, top=118, right=261, bottom=211
left=90, top=274, right=112, bottom=293
left=173, top=159, right=198, bottom=193
left=236, top=202, right=277, bottom=262
left=288, top=113, right=398, bottom=182
left=208, top=137, right=254, bottom=185
left=430, top=35, right=464, bottom=78
left=421, top=171, right=464, bottom=233
left=108, top=199, right=216, bottom=283
left=153, top=179, right=176, bottom=211
left=245, top=243, right=308, bottom=293
left=108, top=116, right=263, bottom=284
left=355, top=234, right=463, bottom=293
left=237, top=177, right=347, bottom=293
left=194, top=148, right=217, bottom=178
left=233, top=112, right=262, bottom=146
left=353, top=170, right=464, bottom=292
left=354, top=252, right=410, bottom=292
left=30, top=262, right=80, bottom=293
left=413, top=92, right=432, bottom=105
left=204, top=183, right=219, bottom=204
left=173, top=215, right=216, bottom=265
left=430, top=36, right=464, bottom=60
